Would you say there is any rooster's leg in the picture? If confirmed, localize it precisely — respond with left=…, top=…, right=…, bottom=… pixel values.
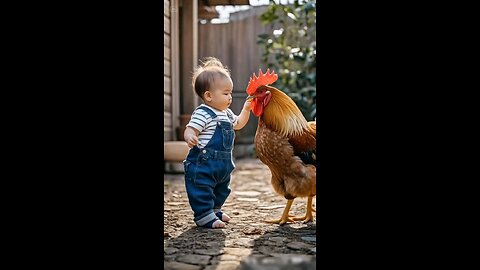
left=292, top=196, right=314, bottom=223
left=288, top=205, right=314, bottom=216
left=265, top=199, right=296, bottom=225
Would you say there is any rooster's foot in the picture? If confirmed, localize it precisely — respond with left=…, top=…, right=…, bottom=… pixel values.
left=291, top=214, right=314, bottom=223
left=265, top=216, right=296, bottom=225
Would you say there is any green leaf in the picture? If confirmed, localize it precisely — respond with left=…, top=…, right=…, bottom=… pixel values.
left=310, top=108, right=316, bottom=120
left=257, top=0, right=316, bottom=116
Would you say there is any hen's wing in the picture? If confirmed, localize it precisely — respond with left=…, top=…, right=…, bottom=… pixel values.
left=255, top=121, right=316, bottom=198
left=289, top=121, right=316, bottom=167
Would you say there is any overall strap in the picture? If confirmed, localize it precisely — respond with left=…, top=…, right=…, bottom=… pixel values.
left=225, top=110, right=235, bottom=123
left=196, top=106, right=217, bottom=119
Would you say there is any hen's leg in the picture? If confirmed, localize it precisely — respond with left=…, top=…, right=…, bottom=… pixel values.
left=265, top=199, right=296, bottom=225
left=292, top=196, right=314, bottom=223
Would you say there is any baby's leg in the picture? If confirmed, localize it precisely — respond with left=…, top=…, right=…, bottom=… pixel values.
left=185, top=175, right=223, bottom=228
left=213, top=177, right=232, bottom=222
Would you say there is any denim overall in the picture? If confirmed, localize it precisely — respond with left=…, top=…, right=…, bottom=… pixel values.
left=183, top=106, right=235, bottom=227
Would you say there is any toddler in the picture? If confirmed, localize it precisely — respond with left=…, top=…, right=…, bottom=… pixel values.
left=183, top=57, right=252, bottom=228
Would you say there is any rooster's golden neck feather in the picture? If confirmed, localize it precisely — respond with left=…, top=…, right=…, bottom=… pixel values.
left=261, top=87, right=308, bottom=137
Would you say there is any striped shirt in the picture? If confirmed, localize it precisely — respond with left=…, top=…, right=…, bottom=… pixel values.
left=186, top=104, right=238, bottom=149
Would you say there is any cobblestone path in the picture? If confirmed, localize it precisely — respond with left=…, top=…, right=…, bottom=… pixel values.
left=164, top=158, right=316, bottom=270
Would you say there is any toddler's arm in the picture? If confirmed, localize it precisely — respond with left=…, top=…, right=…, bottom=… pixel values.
left=184, top=127, right=200, bottom=148
left=234, top=99, right=252, bottom=130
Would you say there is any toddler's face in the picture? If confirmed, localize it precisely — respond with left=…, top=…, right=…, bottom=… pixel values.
left=207, top=77, right=233, bottom=111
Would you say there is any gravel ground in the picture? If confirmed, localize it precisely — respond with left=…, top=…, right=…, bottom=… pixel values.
left=164, top=158, right=316, bottom=270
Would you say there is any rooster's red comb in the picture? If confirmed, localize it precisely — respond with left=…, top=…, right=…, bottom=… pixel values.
left=246, top=68, right=278, bottom=95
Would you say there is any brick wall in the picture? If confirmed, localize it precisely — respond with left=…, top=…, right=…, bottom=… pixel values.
left=164, top=0, right=172, bottom=141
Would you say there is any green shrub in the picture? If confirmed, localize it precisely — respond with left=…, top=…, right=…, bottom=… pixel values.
left=257, top=0, right=316, bottom=120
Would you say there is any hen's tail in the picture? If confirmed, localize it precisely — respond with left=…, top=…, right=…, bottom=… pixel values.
left=298, top=151, right=316, bottom=167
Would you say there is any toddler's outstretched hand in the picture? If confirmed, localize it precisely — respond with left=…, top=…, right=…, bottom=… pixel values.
left=243, top=99, right=252, bottom=111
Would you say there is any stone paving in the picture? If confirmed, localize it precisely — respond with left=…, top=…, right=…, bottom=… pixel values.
left=164, top=158, right=316, bottom=270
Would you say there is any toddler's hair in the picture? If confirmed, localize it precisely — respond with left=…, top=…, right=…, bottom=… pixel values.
left=192, top=57, right=231, bottom=99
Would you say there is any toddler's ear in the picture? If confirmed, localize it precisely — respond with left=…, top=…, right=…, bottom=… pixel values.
left=204, top=91, right=212, bottom=101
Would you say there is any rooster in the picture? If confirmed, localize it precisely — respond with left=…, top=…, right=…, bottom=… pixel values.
left=246, top=69, right=316, bottom=225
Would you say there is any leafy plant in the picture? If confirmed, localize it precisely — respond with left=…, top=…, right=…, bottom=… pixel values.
left=257, top=0, right=316, bottom=120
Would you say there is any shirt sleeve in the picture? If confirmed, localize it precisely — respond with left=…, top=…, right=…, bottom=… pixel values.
left=227, top=108, right=239, bottom=126
left=186, top=109, right=211, bottom=133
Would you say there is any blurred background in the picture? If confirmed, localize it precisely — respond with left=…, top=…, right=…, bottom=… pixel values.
left=164, top=0, right=316, bottom=172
